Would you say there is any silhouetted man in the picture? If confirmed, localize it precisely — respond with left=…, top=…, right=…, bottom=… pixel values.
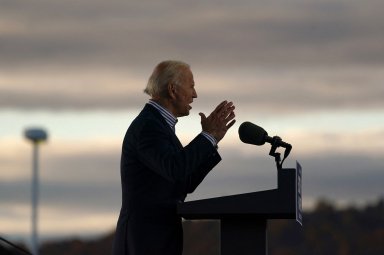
left=113, top=60, right=236, bottom=255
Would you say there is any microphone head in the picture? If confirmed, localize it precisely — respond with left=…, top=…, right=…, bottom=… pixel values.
left=238, top=121, right=268, bottom=146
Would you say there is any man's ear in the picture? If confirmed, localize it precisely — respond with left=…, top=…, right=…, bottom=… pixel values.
left=168, top=83, right=177, bottom=99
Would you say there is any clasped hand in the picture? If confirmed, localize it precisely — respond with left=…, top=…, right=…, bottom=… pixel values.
left=199, top=101, right=236, bottom=143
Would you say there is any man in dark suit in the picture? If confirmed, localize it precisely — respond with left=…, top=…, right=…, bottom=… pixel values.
left=113, top=60, right=236, bottom=255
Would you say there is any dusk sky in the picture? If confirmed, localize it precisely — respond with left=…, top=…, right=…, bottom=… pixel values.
left=1, top=0, right=383, bottom=247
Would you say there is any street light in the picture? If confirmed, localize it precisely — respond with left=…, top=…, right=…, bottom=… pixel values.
left=24, top=128, right=48, bottom=255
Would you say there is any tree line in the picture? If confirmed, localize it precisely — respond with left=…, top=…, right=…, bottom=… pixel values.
left=1, top=198, right=383, bottom=255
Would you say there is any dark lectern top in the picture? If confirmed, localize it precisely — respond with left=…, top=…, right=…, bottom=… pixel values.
left=178, top=167, right=300, bottom=221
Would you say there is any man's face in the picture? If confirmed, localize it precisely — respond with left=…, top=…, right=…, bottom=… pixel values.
left=172, top=67, right=197, bottom=117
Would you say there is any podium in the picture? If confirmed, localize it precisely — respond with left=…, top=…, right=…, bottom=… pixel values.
left=178, top=162, right=302, bottom=255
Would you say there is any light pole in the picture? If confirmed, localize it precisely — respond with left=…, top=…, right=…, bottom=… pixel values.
left=24, top=128, right=48, bottom=255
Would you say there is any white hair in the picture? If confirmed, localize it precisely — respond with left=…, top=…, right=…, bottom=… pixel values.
left=144, top=60, right=190, bottom=97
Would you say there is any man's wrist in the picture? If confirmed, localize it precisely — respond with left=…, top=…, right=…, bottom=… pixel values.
left=201, top=131, right=218, bottom=148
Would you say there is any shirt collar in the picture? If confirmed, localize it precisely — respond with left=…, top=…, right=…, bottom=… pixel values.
left=148, top=100, right=178, bottom=131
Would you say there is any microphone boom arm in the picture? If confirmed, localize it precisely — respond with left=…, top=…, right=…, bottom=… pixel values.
left=269, top=136, right=292, bottom=170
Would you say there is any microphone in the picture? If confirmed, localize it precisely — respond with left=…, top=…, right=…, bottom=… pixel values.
left=238, top=121, right=292, bottom=149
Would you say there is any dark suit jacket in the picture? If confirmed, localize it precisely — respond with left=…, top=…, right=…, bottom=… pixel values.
left=113, top=104, right=221, bottom=255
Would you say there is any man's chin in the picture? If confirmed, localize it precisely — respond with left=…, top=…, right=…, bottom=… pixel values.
left=183, top=110, right=191, bottom=117
left=178, top=106, right=192, bottom=117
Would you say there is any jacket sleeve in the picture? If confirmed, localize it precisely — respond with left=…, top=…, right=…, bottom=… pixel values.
left=136, top=119, right=221, bottom=183
left=186, top=152, right=221, bottom=193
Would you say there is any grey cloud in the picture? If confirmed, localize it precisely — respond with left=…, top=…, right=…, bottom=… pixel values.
left=192, top=68, right=384, bottom=114
left=1, top=146, right=383, bottom=214
left=1, top=148, right=382, bottom=241
left=1, top=66, right=383, bottom=111
left=1, top=0, right=384, bottom=110
left=1, top=0, right=384, bottom=68
left=0, top=180, right=120, bottom=213
left=43, top=150, right=121, bottom=184
left=0, top=88, right=147, bottom=110
left=0, top=148, right=122, bottom=213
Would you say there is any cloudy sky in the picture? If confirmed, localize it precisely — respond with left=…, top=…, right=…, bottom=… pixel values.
left=1, top=0, right=383, bottom=247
